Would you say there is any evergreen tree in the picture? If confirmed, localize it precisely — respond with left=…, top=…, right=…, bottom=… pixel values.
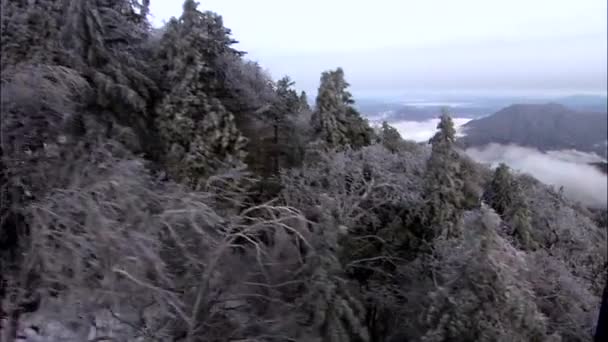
left=484, top=163, right=536, bottom=249
left=420, top=110, right=466, bottom=239
left=0, top=0, right=64, bottom=68
left=345, top=106, right=376, bottom=148
left=1, top=0, right=161, bottom=157
left=2, top=1, right=604, bottom=340
left=158, top=85, right=246, bottom=185
left=267, top=76, right=303, bottom=172
left=155, top=0, right=246, bottom=184
left=429, top=109, right=456, bottom=151
left=420, top=208, right=550, bottom=342
left=61, top=0, right=156, bottom=113
left=299, top=206, right=370, bottom=342
left=311, top=68, right=374, bottom=148
left=299, top=91, right=311, bottom=112
left=379, top=121, right=402, bottom=153
left=312, top=68, right=351, bottom=147
left=510, top=204, right=535, bottom=250
left=276, top=76, right=301, bottom=111
left=160, top=0, right=242, bottom=100
left=53, top=0, right=161, bottom=158
left=485, top=163, right=516, bottom=216
left=157, top=1, right=240, bottom=93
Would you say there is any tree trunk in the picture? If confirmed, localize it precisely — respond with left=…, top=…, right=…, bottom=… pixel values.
left=595, top=275, right=608, bottom=341
left=5, top=308, right=20, bottom=342
left=273, top=123, right=279, bottom=173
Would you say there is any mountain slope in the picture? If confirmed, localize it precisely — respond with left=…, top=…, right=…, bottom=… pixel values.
left=460, top=103, right=608, bottom=157
left=1, top=1, right=606, bottom=341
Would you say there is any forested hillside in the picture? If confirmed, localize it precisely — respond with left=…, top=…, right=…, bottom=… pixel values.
left=1, top=1, right=606, bottom=341
left=460, top=103, right=608, bottom=158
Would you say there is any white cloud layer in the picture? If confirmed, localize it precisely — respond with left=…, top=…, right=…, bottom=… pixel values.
left=465, top=143, right=607, bottom=208
left=392, top=118, right=471, bottom=143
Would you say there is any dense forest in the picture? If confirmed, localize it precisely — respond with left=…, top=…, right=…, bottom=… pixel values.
left=1, top=1, right=606, bottom=341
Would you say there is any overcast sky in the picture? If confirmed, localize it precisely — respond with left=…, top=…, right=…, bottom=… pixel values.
left=149, top=0, right=607, bottom=98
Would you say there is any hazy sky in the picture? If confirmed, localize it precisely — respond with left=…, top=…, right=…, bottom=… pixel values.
left=149, top=0, right=607, bottom=97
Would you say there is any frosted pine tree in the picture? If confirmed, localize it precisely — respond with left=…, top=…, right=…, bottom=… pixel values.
left=297, top=199, right=370, bottom=342
left=299, top=91, right=312, bottom=112
left=155, top=0, right=246, bottom=184
left=379, top=121, right=403, bottom=153
left=484, top=163, right=536, bottom=249
left=311, top=68, right=374, bottom=149
left=421, top=110, right=466, bottom=239
left=62, top=0, right=156, bottom=114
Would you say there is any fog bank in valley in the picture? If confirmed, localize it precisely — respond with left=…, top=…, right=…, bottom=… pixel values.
left=466, top=143, right=608, bottom=208
left=392, top=117, right=471, bottom=142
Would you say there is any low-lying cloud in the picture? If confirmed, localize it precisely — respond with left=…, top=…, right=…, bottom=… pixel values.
left=392, top=117, right=471, bottom=142
left=466, top=143, right=607, bottom=208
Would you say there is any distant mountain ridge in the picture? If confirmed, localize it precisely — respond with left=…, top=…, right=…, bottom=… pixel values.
left=357, top=94, right=607, bottom=122
left=555, top=95, right=608, bottom=112
left=459, top=103, right=608, bottom=158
